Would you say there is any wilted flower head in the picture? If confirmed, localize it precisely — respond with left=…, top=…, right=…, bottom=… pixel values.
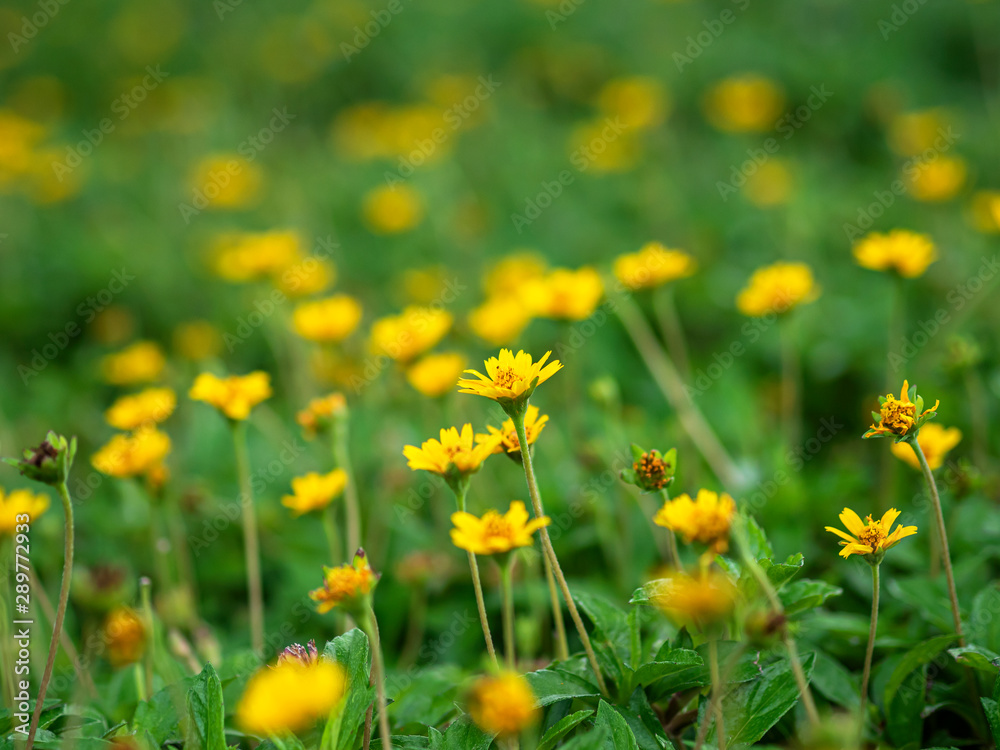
left=614, top=243, right=696, bottom=290
left=236, top=659, right=347, bottom=736
left=101, top=341, right=166, bottom=385
left=853, top=229, right=936, bottom=278
left=5, top=431, right=77, bottom=487
left=405, top=352, right=466, bottom=397
left=647, top=569, right=737, bottom=628
left=621, top=445, right=676, bottom=493
left=296, top=393, right=348, bottom=438
left=91, top=429, right=171, bottom=479
left=468, top=672, right=540, bottom=736
left=0, top=487, right=49, bottom=534
left=291, top=295, right=363, bottom=343
left=309, top=549, right=379, bottom=615
left=654, top=489, right=735, bottom=553
left=282, top=470, right=348, bottom=517
left=864, top=380, right=938, bottom=440
left=105, top=388, right=176, bottom=431
left=189, top=371, right=272, bottom=421
left=450, top=501, right=550, bottom=556
left=825, top=507, right=917, bottom=562
left=736, top=262, right=819, bottom=317
left=369, top=306, right=452, bottom=363
left=889, top=422, right=960, bottom=471
left=275, top=640, right=320, bottom=667
left=103, top=607, right=147, bottom=667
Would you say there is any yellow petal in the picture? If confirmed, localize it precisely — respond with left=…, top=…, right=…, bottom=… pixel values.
left=880, top=508, right=901, bottom=529
left=824, top=526, right=857, bottom=544
left=839, top=508, right=865, bottom=536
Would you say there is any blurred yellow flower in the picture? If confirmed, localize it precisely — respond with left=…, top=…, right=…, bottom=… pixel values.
left=173, top=320, right=222, bottom=361
left=236, top=659, right=347, bottom=735
left=568, top=120, right=638, bottom=172
left=476, top=405, right=548, bottom=455
left=92, top=429, right=172, bottom=479
left=362, top=184, right=423, bottom=234
left=274, top=258, right=336, bottom=297
left=888, top=109, right=951, bottom=157
left=483, top=253, right=547, bottom=298
left=597, top=76, right=669, bottom=130
left=101, top=341, right=166, bottom=385
left=405, top=352, right=467, bottom=397
left=864, top=380, right=938, bottom=439
left=292, top=295, right=363, bottom=343
left=736, top=262, right=819, bottom=317
left=468, top=296, right=533, bottom=346
left=309, top=552, right=379, bottom=614
left=742, top=159, right=793, bottom=206
left=105, top=388, right=176, bottom=431
left=189, top=371, right=272, bottom=420
left=91, top=307, right=136, bottom=346
left=403, top=266, right=449, bottom=304
left=825, top=507, right=916, bottom=560
left=369, top=306, right=452, bottom=363
left=613, top=242, right=696, bottom=290
left=451, top=500, right=550, bottom=555
left=0, top=488, right=49, bottom=534
left=190, top=154, right=262, bottom=209
left=282, top=469, right=348, bottom=516
left=468, top=672, right=540, bottom=736
left=852, top=229, right=936, bottom=278
left=524, top=267, right=604, bottom=320
left=0, top=110, right=45, bottom=185
left=458, top=349, right=563, bottom=404
left=654, top=488, right=735, bottom=553
left=211, top=230, right=304, bottom=283
left=703, top=74, right=784, bottom=133
left=969, top=190, right=1000, bottom=233
left=648, top=570, right=737, bottom=627
left=889, top=423, right=961, bottom=471
left=403, top=424, right=501, bottom=476
left=297, top=393, right=347, bottom=438
left=103, top=607, right=147, bottom=668
left=905, top=156, right=966, bottom=202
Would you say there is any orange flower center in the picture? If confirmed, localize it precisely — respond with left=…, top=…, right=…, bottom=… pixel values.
left=880, top=395, right=916, bottom=434
left=635, top=453, right=668, bottom=489
left=482, top=512, right=513, bottom=539
left=857, top=516, right=886, bottom=548
left=494, top=367, right=518, bottom=389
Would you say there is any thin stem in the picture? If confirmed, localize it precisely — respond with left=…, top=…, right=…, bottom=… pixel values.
left=513, top=412, right=609, bottom=697
left=28, top=565, right=96, bottom=700
left=322, top=505, right=342, bottom=565
left=654, top=286, right=691, bottom=378
left=133, top=663, right=147, bottom=703
left=333, top=416, right=362, bottom=554
left=455, top=483, right=499, bottom=667
left=140, top=577, right=155, bottom=699
left=657, top=488, right=683, bottom=570
left=362, top=609, right=392, bottom=750
left=614, top=291, right=743, bottom=490
left=859, top=563, right=879, bottom=737
left=544, top=559, right=569, bottom=661
left=779, top=317, right=800, bottom=447
left=500, top=557, right=516, bottom=670
left=709, top=637, right=726, bottom=750
left=232, top=422, right=265, bottom=655
left=911, top=439, right=965, bottom=645
left=25, top=481, right=74, bottom=750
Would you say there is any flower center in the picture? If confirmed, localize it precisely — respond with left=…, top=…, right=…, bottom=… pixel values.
left=482, top=512, right=512, bottom=539
left=635, top=453, right=668, bottom=489
left=857, top=516, right=886, bottom=548
left=880, top=395, right=916, bottom=434
left=494, top=367, right=518, bottom=389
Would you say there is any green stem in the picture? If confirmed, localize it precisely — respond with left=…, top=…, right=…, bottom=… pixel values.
left=779, top=317, right=800, bottom=448
left=25, top=481, right=74, bottom=750
left=654, top=286, right=691, bottom=378
left=333, top=416, right=361, bottom=555
left=322, top=505, right=342, bottom=565
left=133, top=663, right=147, bottom=703
left=362, top=609, right=392, bottom=750
left=910, top=439, right=965, bottom=645
left=140, top=577, right=155, bottom=699
left=232, top=422, right=265, bottom=655
left=513, top=411, right=609, bottom=697
left=454, top=483, right=499, bottom=667
left=859, top=563, right=879, bottom=737
left=500, top=557, right=516, bottom=670
left=657, top=488, right=683, bottom=570
left=709, top=637, right=726, bottom=750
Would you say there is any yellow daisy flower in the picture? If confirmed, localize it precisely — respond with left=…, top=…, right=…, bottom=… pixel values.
left=100, top=341, right=166, bottom=385
left=468, top=296, right=533, bottom=347
left=292, top=295, right=363, bottom=343
left=103, top=607, right=147, bottom=668
left=703, top=74, right=785, bottom=133
left=483, top=253, right=547, bottom=299
left=236, top=660, right=347, bottom=736
left=889, top=423, right=961, bottom=471
left=648, top=569, right=737, bottom=628
left=296, top=393, right=347, bottom=438
left=91, top=429, right=172, bottom=479
left=104, top=388, right=176, bottom=431
left=736, top=262, right=819, bottom=317
left=852, top=229, right=936, bottom=278
left=613, top=242, right=696, bottom=290
left=457, top=349, right=563, bottom=406
left=173, top=320, right=222, bottom=361
left=282, top=469, right=348, bottom=517
left=654, top=488, right=735, bottom=553
left=468, top=672, right=540, bottom=736
left=308, top=550, right=379, bottom=614
left=825, top=507, right=917, bottom=560
left=523, top=267, right=604, bottom=321
left=450, top=501, right=551, bottom=556
left=475, top=405, right=548, bottom=455
left=369, top=306, right=453, bottom=363
left=905, top=156, right=966, bottom=202
left=362, top=184, right=424, bottom=234
left=403, top=424, right=501, bottom=477
left=211, top=230, right=303, bottom=282
left=189, top=371, right=272, bottom=421
left=864, top=380, right=938, bottom=439
left=405, top=352, right=467, bottom=397
left=0, top=488, right=50, bottom=534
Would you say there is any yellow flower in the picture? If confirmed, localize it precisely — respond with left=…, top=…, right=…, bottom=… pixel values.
left=405, top=352, right=467, bottom=397
left=889, top=423, right=961, bottom=471
left=403, top=425, right=501, bottom=477
left=173, top=321, right=222, bottom=361
left=190, top=154, right=262, bottom=210
left=468, top=296, right=533, bottom=346
left=92, top=429, right=172, bottom=479
left=292, top=295, right=363, bottom=343
left=309, top=551, right=379, bottom=614
left=362, top=184, right=423, bottom=234
left=468, top=672, right=540, bottom=736
left=483, top=253, right=547, bottom=298
left=597, top=76, right=669, bottom=130
left=101, top=342, right=166, bottom=385
left=369, top=306, right=452, bottom=363
left=825, top=507, right=917, bottom=560
left=402, top=266, right=449, bottom=304
left=888, top=109, right=951, bottom=156
left=703, top=74, right=785, bottom=133
left=568, top=120, right=639, bottom=172
left=742, top=159, right=793, bottom=207
left=458, top=349, right=563, bottom=405
left=969, top=190, right=1000, bottom=234
left=297, top=393, right=347, bottom=438
left=613, top=242, right=696, bottom=290
left=476, top=405, right=548, bottom=455
left=236, top=660, right=347, bottom=736
left=852, top=229, right=936, bottom=278
left=103, top=607, right=146, bottom=668
left=189, top=371, right=272, bottom=421
left=524, top=267, right=604, bottom=320
left=864, top=380, right=938, bottom=439
left=648, top=569, right=737, bottom=628
left=654, top=489, right=735, bottom=553
left=451, top=501, right=550, bottom=556
left=736, top=262, right=819, bottom=317
left=105, top=388, right=176, bottom=431
left=0, top=488, right=49, bottom=535
left=905, top=156, right=966, bottom=202
left=211, top=230, right=303, bottom=282
left=275, top=257, right=336, bottom=297
left=282, top=469, right=348, bottom=517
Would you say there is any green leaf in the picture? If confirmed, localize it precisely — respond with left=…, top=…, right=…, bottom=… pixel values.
left=323, top=628, right=375, bottom=750
left=537, top=709, right=594, bottom=750
left=744, top=515, right=773, bottom=560
left=948, top=645, right=1000, bottom=674
left=632, top=650, right=703, bottom=688
left=428, top=714, right=493, bottom=750
left=574, top=591, right=630, bottom=650
left=133, top=681, right=188, bottom=745
left=391, top=736, right=430, bottom=749
left=759, top=554, right=804, bottom=590
left=970, top=587, right=1000, bottom=650
left=593, top=700, right=639, bottom=749
left=809, top=650, right=860, bottom=709
left=185, top=663, right=227, bottom=750
left=559, top=728, right=611, bottom=749
left=983, top=697, right=1000, bottom=747
left=883, top=633, right=955, bottom=710
left=779, top=579, right=843, bottom=616
left=712, top=652, right=816, bottom=745
left=526, top=669, right=601, bottom=707
left=625, top=689, right=675, bottom=750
